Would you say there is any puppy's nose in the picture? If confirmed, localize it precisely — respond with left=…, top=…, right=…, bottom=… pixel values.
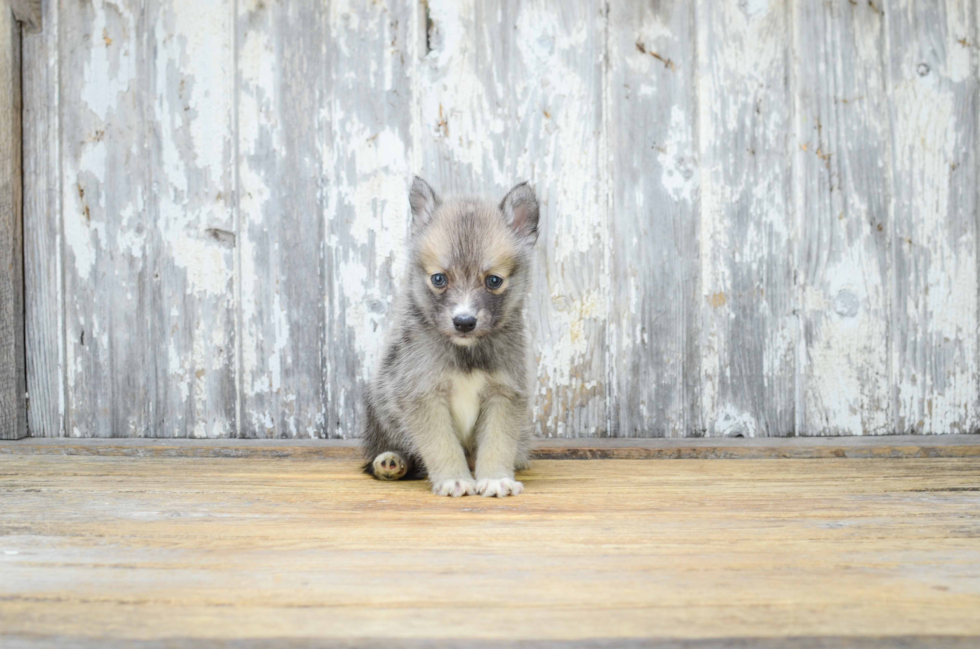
left=453, top=315, right=477, bottom=333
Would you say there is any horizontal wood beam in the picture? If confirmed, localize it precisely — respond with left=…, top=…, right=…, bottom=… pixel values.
left=2, top=435, right=978, bottom=460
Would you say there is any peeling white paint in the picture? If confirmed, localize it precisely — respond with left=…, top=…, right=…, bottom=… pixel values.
left=172, top=234, right=233, bottom=296
left=27, top=0, right=980, bottom=439
left=697, top=0, right=797, bottom=436
left=62, top=177, right=97, bottom=282
left=714, top=404, right=758, bottom=438
left=890, top=10, right=979, bottom=434
left=658, top=105, right=697, bottom=204
left=80, top=2, right=137, bottom=122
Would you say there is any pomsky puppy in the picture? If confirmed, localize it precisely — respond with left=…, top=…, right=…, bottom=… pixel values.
left=362, top=176, right=538, bottom=497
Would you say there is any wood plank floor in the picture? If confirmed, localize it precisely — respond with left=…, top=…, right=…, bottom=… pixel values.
left=1, top=454, right=979, bottom=647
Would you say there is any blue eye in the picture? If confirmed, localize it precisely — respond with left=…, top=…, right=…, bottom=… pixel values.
left=431, top=273, right=447, bottom=288
left=485, top=275, right=503, bottom=290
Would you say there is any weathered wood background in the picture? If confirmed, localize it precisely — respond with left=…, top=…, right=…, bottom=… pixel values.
left=20, top=0, right=980, bottom=439
left=1, top=1, right=26, bottom=440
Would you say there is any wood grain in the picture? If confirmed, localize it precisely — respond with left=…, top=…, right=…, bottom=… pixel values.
left=697, top=0, right=796, bottom=436
left=236, top=0, right=328, bottom=439
left=21, top=0, right=63, bottom=437
left=2, top=636, right=979, bottom=649
left=322, top=0, right=415, bottom=439
left=795, top=1, right=892, bottom=435
left=0, top=3, right=26, bottom=440
left=607, top=0, right=700, bottom=437
left=1, top=454, right=979, bottom=643
left=888, top=0, right=979, bottom=435
left=147, top=0, right=238, bottom=438
left=57, top=0, right=149, bottom=437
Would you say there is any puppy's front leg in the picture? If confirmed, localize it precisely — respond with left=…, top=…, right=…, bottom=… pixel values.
left=409, top=398, right=475, bottom=497
left=474, top=395, right=525, bottom=497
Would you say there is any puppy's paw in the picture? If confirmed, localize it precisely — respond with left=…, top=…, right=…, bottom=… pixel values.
left=431, top=478, right=476, bottom=497
left=476, top=478, right=524, bottom=497
left=372, top=452, right=408, bottom=481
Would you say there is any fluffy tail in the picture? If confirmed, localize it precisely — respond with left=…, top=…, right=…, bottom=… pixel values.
left=364, top=451, right=426, bottom=481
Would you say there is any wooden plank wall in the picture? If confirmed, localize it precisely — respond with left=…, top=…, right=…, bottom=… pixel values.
left=19, top=0, right=980, bottom=439
left=1, top=1, right=27, bottom=440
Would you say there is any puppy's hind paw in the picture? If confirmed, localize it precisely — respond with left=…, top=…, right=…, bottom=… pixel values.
left=371, top=452, right=408, bottom=481
left=476, top=478, right=523, bottom=497
left=431, top=478, right=476, bottom=497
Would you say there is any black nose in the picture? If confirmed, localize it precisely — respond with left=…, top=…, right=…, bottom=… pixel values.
left=453, top=315, right=477, bottom=333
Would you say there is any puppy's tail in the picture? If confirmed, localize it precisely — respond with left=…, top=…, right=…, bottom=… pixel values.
left=364, top=451, right=426, bottom=481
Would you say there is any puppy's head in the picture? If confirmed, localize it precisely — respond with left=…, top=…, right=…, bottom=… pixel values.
left=407, top=176, right=539, bottom=346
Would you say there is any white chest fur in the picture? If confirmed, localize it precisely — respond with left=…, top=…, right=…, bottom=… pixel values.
left=449, top=371, right=488, bottom=440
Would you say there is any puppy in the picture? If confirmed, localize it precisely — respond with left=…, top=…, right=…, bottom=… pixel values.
left=361, top=177, right=538, bottom=497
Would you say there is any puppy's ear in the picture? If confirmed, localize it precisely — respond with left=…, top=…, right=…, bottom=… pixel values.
left=500, top=181, right=539, bottom=243
left=409, top=176, right=440, bottom=232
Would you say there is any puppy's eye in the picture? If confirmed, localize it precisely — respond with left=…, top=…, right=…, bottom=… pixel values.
left=430, top=273, right=448, bottom=288
left=485, top=275, right=504, bottom=290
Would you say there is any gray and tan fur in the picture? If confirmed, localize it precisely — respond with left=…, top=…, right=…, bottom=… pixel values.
left=362, top=177, right=538, bottom=497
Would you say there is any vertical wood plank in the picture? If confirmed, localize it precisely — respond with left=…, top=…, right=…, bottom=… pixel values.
left=145, top=0, right=237, bottom=437
left=419, top=0, right=608, bottom=437
left=22, top=0, right=64, bottom=436
left=607, top=1, right=700, bottom=437
left=697, top=0, right=797, bottom=437
left=1, top=4, right=26, bottom=440
left=236, top=0, right=326, bottom=437
left=887, top=0, right=979, bottom=434
left=322, top=1, right=415, bottom=438
left=59, top=0, right=148, bottom=437
left=794, top=1, right=892, bottom=435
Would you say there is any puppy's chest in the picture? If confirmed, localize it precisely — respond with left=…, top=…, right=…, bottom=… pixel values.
left=449, top=371, right=489, bottom=440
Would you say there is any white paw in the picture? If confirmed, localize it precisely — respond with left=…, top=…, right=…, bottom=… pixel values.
left=476, top=478, right=524, bottom=497
left=431, top=478, right=476, bottom=497
left=372, top=452, right=407, bottom=481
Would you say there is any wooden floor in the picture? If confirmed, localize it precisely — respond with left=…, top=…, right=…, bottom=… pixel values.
left=2, top=452, right=979, bottom=647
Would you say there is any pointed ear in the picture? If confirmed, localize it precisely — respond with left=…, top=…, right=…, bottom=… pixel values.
left=409, top=176, right=440, bottom=232
left=500, top=181, right=539, bottom=243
